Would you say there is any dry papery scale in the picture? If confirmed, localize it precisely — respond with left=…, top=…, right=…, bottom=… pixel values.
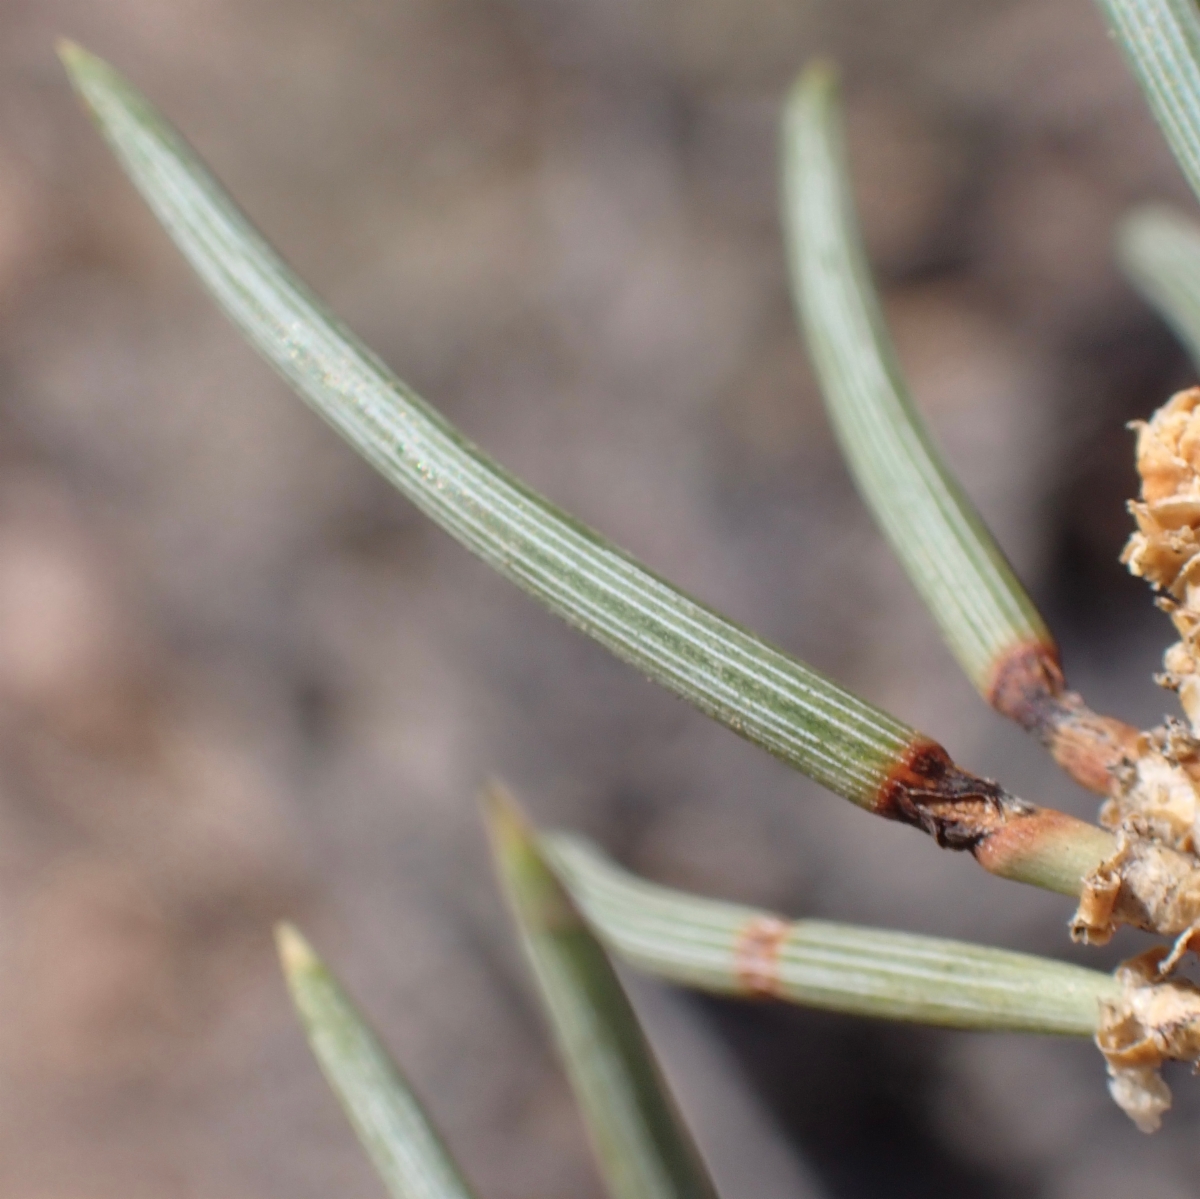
left=53, top=0, right=1200, bottom=1182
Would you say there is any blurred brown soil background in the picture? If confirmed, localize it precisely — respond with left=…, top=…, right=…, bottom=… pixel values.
left=0, top=0, right=1198, bottom=1196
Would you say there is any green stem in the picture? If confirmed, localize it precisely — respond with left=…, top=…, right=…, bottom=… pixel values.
left=1095, top=0, right=1200, bottom=207
left=782, top=64, right=1139, bottom=795
left=485, top=789, right=720, bottom=1199
left=278, top=925, right=478, bottom=1199
left=60, top=40, right=910, bottom=808
left=1120, top=204, right=1200, bottom=369
left=544, top=833, right=1120, bottom=1036
left=59, top=43, right=1118, bottom=895
left=782, top=63, right=1049, bottom=694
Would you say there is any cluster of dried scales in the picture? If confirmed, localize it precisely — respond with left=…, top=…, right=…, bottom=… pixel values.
left=1084, top=387, right=1200, bottom=1128
left=1117, top=387, right=1200, bottom=855
left=1097, top=947, right=1200, bottom=1133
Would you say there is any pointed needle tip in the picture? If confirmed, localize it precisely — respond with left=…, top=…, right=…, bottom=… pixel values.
left=275, top=921, right=318, bottom=977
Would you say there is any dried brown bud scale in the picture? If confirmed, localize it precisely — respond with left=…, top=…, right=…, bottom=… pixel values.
left=1097, top=947, right=1200, bottom=1133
